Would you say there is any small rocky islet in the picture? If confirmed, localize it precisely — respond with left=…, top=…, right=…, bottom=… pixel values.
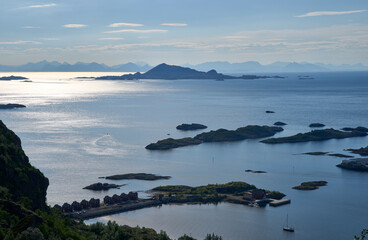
left=0, top=103, right=26, bottom=109
left=292, top=181, right=328, bottom=190
left=146, top=125, right=283, bottom=150
left=346, top=146, right=368, bottom=156
left=337, top=158, right=368, bottom=172
left=176, top=123, right=207, bottom=131
left=104, top=173, right=171, bottom=181
left=0, top=75, right=28, bottom=81
left=302, top=152, right=353, bottom=158
left=83, top=183, right=125, bottom=191
left=274, top=121, right=287, bottom=126
left=309, top=123, right=325, bottom=128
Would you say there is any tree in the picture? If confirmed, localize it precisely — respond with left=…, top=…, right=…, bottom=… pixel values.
left=16, top=227, right=44, bottom=240
left=204, top=233, right=222, bottom=240
left=355, top=229, right=368, bottom=240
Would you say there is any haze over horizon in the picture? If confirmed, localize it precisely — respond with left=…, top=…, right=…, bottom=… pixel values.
left=0, top=0, right=367, bottom=66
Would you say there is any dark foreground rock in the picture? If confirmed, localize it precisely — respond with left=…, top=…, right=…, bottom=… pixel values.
left=105, top=173, right=171, bottom=181
left=0, top=75, right=28, bottom=80
left=83, top=183, right=125, bottom=191
left=262, top=128, right=367, bottom=144
left=176, top=123, right=207, bottom=131
left=0, top=103, right=26, bottom=109
left=337, top=158, right=368, bottom=172
left=293, top=181, right=327, bottom=190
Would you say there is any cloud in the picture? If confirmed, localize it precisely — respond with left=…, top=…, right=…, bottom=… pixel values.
left=26, top=3, right=56, bottom=8
left=22, top=26, right=40, bottom=29
left=63, top=24, right=87, bottom=28
left=105, top=29, right=167, bottom=33
left=295, top=10, right=366, bottom=18
left=0, top=41, right=41, bottom=45
left=99, top=37, right=124, bottom=41
left=41, top=38, right=59, bottom=41
left=161, top=23, right=187, bottom=27
left=109, top=23, right=143, bottom=27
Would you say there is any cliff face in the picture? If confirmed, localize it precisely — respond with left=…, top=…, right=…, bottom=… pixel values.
left=0, top=120, right=49, bottom=210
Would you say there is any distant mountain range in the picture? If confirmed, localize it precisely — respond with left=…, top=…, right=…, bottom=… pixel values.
left=0, top=60, right=151, bottom=72
left=0, top=60, right=367, bottom=73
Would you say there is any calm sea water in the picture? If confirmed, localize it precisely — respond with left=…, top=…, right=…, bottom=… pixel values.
left=1, top=71, right=367, bottom=240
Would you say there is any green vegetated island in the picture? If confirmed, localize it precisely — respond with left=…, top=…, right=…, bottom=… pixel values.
left=146, top=125, right=283, bottom=150
left=0, top=104, right=26, bottom=109
left=261, top=128, right=367, bottom=144
left=292, top=181, right=328, bottom=190
left=95, top=63, right=284, bottom=80
left=0, top=120, right=221, bottom=240
left=104, top=173, right=171, bottom=181
left=150, top=181, right=287, bottom=207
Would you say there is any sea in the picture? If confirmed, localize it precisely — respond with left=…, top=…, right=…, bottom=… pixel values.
left=0, top=71, right=367, bottom=240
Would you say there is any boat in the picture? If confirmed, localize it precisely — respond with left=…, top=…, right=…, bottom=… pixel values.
left=283, top=214, right=295, bottom=232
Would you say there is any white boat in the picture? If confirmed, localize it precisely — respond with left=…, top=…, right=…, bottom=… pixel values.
left=283, top=214, right=295, bottom=232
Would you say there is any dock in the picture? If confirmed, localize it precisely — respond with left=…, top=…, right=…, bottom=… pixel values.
left=269, top=199, right=291, bottom=207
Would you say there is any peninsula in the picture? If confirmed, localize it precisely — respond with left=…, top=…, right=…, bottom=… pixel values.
left=146, top=125, right=283, bottom=150
left=96, top=63, right=284, bottom=80
left=261, top=128, right=367, bottom=144
left=0, top=103, right=26, bottom=109
left=105, top=173, right=171, bottom=181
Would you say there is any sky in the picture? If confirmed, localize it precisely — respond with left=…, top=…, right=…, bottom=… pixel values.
left=0, top=0, right=367, bottom=66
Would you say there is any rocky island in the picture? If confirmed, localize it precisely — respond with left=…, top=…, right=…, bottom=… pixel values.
left=146, top=125, right=283, bottom=150
left=309, top=123, right=325, bottom=128
left=303, top=152, right=353, bottom=158
left=274, top=121, right=287, bottom=126
left=337, top=158, right=368, bottom=172
left=346, top=146, right=368, bottom=156
left=0, top=75, right=28, bottom=81
left=342, top=126, right=368, bottom=133
left=96, top=63, right=284, bottom=80
left=105, top=173, right=171, bottom=181
left=292, top=181, right=327, bottom=190
left=83, top=183, right=125, bottom=191
left=176, top=123, right=207, bottom=131
left=0, top=103, right=26, bottom=109
left=261, top=128, right=367, bottom=144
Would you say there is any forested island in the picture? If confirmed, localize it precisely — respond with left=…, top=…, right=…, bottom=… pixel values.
left=146, top=125, right=283, bottom=150
left=96, top=63, right=284, bottom=80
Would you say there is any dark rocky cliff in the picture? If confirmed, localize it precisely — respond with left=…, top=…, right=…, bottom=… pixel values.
left=0, top=120, right=49, bottom=210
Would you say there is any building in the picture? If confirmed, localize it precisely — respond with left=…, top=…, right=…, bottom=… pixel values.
left=62, top=203, right=72, bottom=213
left=112, top=194, right=122, bottom=203
left=243, top=192, right=254, bottom=201
left=89, top=198, right=100, bottom=208
left=53, top=204, right=62, bottom=211
left=104, top=195, right=113, bottom=205
left=128, top=191, right=138, bottom=200
left=250, top=189, right=266, bottom=200
left=71, top=201, right=82, bottom=211
left=120, top=193, right=129, bottom=202
left=80, top=199, right=89, bottom=209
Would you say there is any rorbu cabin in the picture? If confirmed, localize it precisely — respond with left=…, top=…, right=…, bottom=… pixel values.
left=71, top=201, right=82, bottom=211
left=250, top=189, right=266, bottom=200
left=128, top=191, right=138, bottom=200
left=89, top=198, right=100, bottom=208
left=104, top=196, right=113, bottom=205
left=120, top=193, right=128, bottom=201
left=112, top=194, right=122, bottom=203
left=80, top=199, right=89, bottom=209
left=62, top=203, right=72, bottom=213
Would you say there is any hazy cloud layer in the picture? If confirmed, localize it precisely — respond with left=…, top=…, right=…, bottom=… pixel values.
left=105, top=29, right=168, bottom=33
left=25, top=3, right=56, bottom=9
left=109, top=23, right=143, bottom=27
left=296, top=10, right=366, bottom=17
left=161, top=23, right=187, bottom=27
left=63, top=24, right=87, bottom=28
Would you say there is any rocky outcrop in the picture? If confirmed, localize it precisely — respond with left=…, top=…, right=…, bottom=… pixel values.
left=0, top=120, right=49, bottom=210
